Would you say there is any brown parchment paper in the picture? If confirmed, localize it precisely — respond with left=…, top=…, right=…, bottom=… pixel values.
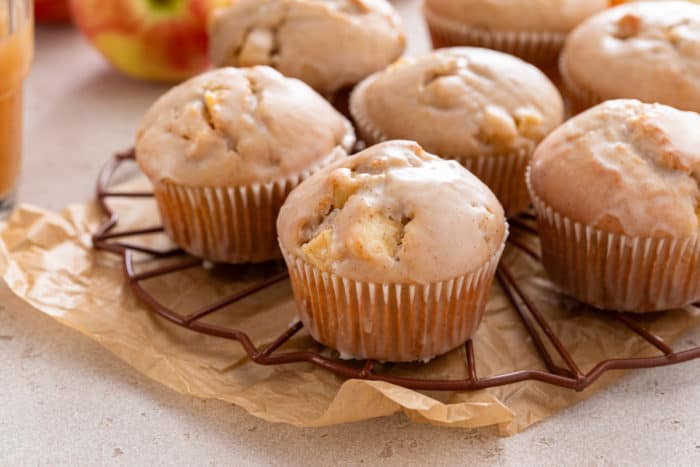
left=2, top=176, right=700, bottom=436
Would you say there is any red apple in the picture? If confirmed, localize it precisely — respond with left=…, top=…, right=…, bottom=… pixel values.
left=69, top=0, right=223, bottom=82
left=35, top=0, right=72, bottom=23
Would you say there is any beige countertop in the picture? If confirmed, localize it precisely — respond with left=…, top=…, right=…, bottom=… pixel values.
left=3, top=2, right=700, bottom=465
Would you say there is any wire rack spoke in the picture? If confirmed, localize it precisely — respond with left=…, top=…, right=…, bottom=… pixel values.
left=496, top=267, right=574, bottom=378
left=183, top=271, right=289, bottom=325
left=129, top=257, right=203, bottom=283
left=497, top=264, right=582, bottom=380
left=360, top=359, right=376, bottom=378
left=99, top=191, right=154, bottom=198
left=612, top=312, right=675, bottom=356
left=89, top=151, right=700, bottom=392
left=464, top=340, right=478, bottom=383
left=258, top=320, right=305, bottom=360
left=519, top=211, right=537, bottom=222
left=98, top=226, right=164, bottom=240
left=508, top=216, right=539, bottom=236
left=107, top=242, right=183, bottom=258
left=506, top=236, right=541, bottom=261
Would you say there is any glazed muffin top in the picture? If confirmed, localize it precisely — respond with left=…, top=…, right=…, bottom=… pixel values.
left=424, top=0, right=608, bottom=33
left=277, top=140, right=507, bottom=284
left=136, top=66, right=355, bottom=187
left=530, top=99, right=700, bottom=238
left=561, top=2, right=700, bottom=112
left=350, top=47, right=564, bottom=160
left=208, top=0, right=405, bottom=95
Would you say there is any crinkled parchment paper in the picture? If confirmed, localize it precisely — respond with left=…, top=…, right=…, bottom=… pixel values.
left=2, top=176, right=699, bottom=436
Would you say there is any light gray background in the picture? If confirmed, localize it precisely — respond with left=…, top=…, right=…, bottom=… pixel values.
left=2, top=1, right=700, bottom=465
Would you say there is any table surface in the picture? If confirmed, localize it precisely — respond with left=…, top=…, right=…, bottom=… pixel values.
left=3, top=2, right=700, bottom=465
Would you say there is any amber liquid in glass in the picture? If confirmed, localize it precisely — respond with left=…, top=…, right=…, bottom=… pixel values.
left=0, top=6, right=32, bottom=209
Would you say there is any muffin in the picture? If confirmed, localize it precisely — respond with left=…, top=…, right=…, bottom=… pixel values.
left=423, top=0, right=608, bottom=65
left=561, top=2, right=700, bottom=113
left=278, top=140, right=508, bottom=362
left=528, top=99, right=700, bottom=312
left=350, top=47, right=564, bottom=216
left=208, top=0, right=405, bottom=97
left=136, top=66, right=355, bottom=263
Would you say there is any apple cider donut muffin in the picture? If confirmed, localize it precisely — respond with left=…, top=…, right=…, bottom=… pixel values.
left=350, top=47, right=564, bottom=216
left=423, top=0, right=607, bottom=65
left=529, top=99, right=700, bottom=312
left=208, top=0, right=405, bottom=96
left=136, top=66, right=355, bottom=263
left=278, top=140, right=508, bottom=362
left=561, top=2, right=700, bottom=113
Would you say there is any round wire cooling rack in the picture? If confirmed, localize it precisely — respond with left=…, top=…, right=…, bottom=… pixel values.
left=92, top=149, right=700, bottom=392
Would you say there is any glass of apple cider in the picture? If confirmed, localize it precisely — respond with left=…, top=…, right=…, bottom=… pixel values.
left=0, top=0, right=32, bottom=219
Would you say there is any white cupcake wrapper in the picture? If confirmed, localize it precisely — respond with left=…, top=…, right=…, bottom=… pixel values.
left=350, top=87, right=531, bottom=216
left=423, top=6, right=566, bottom=64
left=559, top=57, right=603, bottom=113
left=527, top=170, right=700, bottom=312
left=154, top=155, right=345, bottom=264
left=281, top=237, right=506, bottom=362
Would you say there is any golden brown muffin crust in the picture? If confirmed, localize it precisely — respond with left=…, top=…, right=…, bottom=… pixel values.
left=278, top=140, right=507, bottom=284
left=561, top=1, right=700, bottom=112
left=136, top=66, right=355, bottom=187
left=424, top=0, right=607, bottom=32
left=530, top=99, right=700, bottom=238
left=350, top=47, right=563, bottom=160
left=209, top=0, right=405, bottom=95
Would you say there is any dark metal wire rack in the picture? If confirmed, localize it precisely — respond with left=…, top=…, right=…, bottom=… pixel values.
left=92, top=149, right=700, bottom=392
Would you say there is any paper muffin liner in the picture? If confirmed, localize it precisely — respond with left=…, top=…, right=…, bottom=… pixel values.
left=280, top=238, right=506, bottom=362
left=559, top=57, right=604, bottom=114
left=348, top=76, right=383, bottom=148
left=154, top=157, right=343, bottom=264
left=350, top=89, right=531, bottom=216
left=527, top=171, right=700, bottom=312
left=423, top=5, right=566, bottom=65
left=456, top=151, right=531, bottom=217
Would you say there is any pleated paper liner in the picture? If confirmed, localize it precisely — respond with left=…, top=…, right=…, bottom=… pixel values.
left=154, top=155, right=346, bottom=264
left=423, top=6, right=566, bottom=65
left=6, top=171, right=700, bottom=433
left=350, top=83, right=532, bottom=216
left=527, top=172, right=700, bottom=312
left=559, top=57, right=604, bottom=114
left=281, top=237, right=506, bottom=362
left=456, top=151, right=531, bottom=217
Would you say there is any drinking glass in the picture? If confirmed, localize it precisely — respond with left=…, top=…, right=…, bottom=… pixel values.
left=0, top=0, right=33, bottom=218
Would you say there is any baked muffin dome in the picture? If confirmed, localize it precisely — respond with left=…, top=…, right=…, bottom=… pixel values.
left=350, top=47, right=563, bottom=215
left=136, top=66, right=355, bottom=263
left=136, top=66, right=355, bottom=187
left=278, top=140, right=507, bottom=361
left=352, top=48, right=563, bottom=162
left=208, top=0, right=405, bottom=96
left=530, top=100, right=700, bottom=238
left=423, top=0, right=607, bottom=63
left=425, top=0, right=607, bottom=33
left=278, top=140, right=506, bottom=284
left=529, top=99, right=700, bottom=312
left=561, top=2, right=700, bottom=112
